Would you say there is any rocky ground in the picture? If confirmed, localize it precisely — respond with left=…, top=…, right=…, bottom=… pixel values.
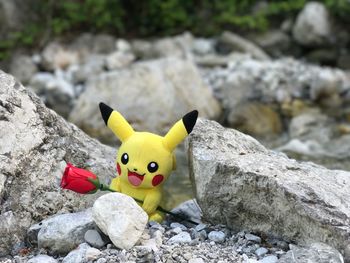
left=1, top=1, right=350, bottom=262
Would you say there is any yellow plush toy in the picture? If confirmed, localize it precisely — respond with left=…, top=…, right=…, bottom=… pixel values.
left=99, top=103, right=198, bottom=222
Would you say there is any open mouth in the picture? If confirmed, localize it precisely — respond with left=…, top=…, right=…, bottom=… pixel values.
left=127, top=170, right=145, bottom=186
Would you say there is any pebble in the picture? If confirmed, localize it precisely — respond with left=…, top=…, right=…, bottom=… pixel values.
left=170, top=227, right=183, bottom=235
left=167, top=232, right=192, bottom=244
left=255, top=247, right=269, bottom=257
left=245, top=234, right=262, bottom=244
left=259, top=255, right=278, bottom=263
left=85, top=247, right=102, bottom=261
left=195, top=223, right=207, bottom=232
left=84, top=229, right=108, bottom=248
left=208, top=231, right=226, bottom=243
left=27, top=255, right=58, bottom=263
left=96, top=259, right=107, bottom=263
left=170, top=222, right=187, bottom=231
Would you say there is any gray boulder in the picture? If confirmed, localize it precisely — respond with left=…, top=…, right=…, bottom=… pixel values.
left=0, top=70, right=115, bottom=256
left=188, top=118, right=350, bottom=259
left=35, top=209, right=95, bottom=254
left=69, top=57, right=221, bottom=144
left=9, top=55, right=38, bottom=85
left=292, top=2, right=333, bottom=46
left=279, top=243, right=343, bottom=263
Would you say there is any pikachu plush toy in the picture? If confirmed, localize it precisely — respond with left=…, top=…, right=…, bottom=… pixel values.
left=99, top=103, right=198, bottom=222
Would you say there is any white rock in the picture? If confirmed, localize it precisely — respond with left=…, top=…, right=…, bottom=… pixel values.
left=208, top=231, right=226, bottom=243
left=62, top=243, right=90, bottom=263
left=167, top=232, right=192, bottom=244
left=292, top=2, right=332, bottom=46
left=27, top=255, right=58, bottom=263
left=92, top=193, right=148, bottom=249
left=245, top=234, right=262, bottom=244
left=188, top=258, right=205, bottom=263
left=116, top=39, right=132, bottom=53
left=255, top=247, right=268, bottom=257
left=105, top=51, right=135, bottom=70
left=84, top=229, right=108, bottom=248
left=37, top=209, right=95, bottom=254
left=259, top=255, right=278, bottom=263
left=192, top=38, right=214, bottom=55
left=188, top=118, right=350, bottom=257
left=85, top=247, right=102, bottom=261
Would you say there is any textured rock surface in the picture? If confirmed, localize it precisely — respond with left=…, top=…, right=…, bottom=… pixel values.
left=27, top=255, right=58, bottom=263
left=69, top=57, right=221, bottom=144
left=0, top=70, right=115, bottom=256
left=92, top=193, right=148, bottom=250
left=36, top=209, right=95, bottom=254
left=188, top=118, right=350, bottom=257
left=279, top=243, right=344, bottom=263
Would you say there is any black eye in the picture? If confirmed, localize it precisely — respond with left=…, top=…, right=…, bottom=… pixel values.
left=147, top=162, right=158, bottom=173
left=121, top=153, right=129, bottom=164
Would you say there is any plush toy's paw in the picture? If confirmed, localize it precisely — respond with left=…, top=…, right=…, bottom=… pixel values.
left=142, top=202, right=158, bottom=215
left=149, top=211, right=165, bottom=223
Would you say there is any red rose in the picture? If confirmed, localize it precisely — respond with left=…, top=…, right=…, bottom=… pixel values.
left=61, top=163, right=99, bottom=194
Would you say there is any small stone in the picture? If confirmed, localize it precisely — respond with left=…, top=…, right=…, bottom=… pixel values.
left=188, top=258, right=204, bottom=263
left=27, top=255, right=58, bottom=263
left=62, top=243, right=90, bottom=263
left=255, top=247, right=268, bottom=257
left=259, top=255, right=278, bottom=263
left=85, top=247, right=102, bottom=261
left=194, top=223, right=207, bottom=232
left=151, top=230, right=163, bottom=246
left=170, top=227, right=183, bottom=235
left=170, top=222, right=187, bottom=231
left=84, top=229, right=108, bottom=248
left=245, top=234, right=262, bottom=244
left=96, top=259, right=107, bottom=263
left=208, top=231, right=226, bottom=243
left=167, top=232, right=191, bottom=244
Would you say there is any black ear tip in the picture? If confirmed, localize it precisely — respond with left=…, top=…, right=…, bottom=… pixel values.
left=99, top=102, right=113, bottom=125
left=182, top=110, right=198, bottom=134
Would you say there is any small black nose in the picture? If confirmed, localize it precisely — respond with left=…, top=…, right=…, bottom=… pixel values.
left=133, top=168, right=137, bottom=171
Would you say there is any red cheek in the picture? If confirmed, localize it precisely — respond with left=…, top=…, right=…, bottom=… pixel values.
left=152, top=175, right=164, bottom=186
left=117, top=163, right=121, bottom=175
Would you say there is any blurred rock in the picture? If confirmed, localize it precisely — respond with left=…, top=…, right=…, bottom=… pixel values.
left=338, top=53, right=350, bottom=70
left=70, top=54, right=106, bottom=84
left=36, top=209, right=94, bottom=254
left=29, top=72, right=75, bottom=118
left=0, top=70, right=115, bottom=256
left=227, top=102, right=282, bottom=138
left=192, top=38, right=214, bottom=55
left=248, top=30, right=291, bottom=57
left=105, top=51, right=135, bottom=70
left=306, top=48, right=338, bottom=66
left=204, top=58, right=350, bottom=109
left=41, top=42, right=79, bottom=71
left=91, top=34, right=116, bottom=54
left=218, top=31, right=270, bottom=60
left=279, top=243, right=343, bottom=263
left=69, top=57, right=221, bottom=144
left=10, top=55, right=38, bottom=85
left=131, top=32, right=193, bottom=60
left=292, top=2, right=333, bottom=46
left=92, top=193, right=148, bottom=250
left=188, top=118, right=350, bottom=256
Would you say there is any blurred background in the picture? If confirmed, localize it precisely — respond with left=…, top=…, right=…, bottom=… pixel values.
left=1, top=0, right=350, bottom=209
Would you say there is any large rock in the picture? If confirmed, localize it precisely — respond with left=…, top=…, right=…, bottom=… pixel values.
left=0, top=70, right=115, bottom=256
left=69, top=57, right=221, bottom=144
left=292, top=2, right=333, bottom=46
left=188, top=118, right=350, bottom=258
left=92, top=193, right=148, bottom=250
left=35, top=209, right=95, bottom=254
left=279, top=243, right=343, bottom=263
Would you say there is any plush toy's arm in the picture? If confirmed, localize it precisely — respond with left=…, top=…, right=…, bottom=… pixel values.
left=109, top=177, right=121, bottom=192
left=142, top=189, right=162, bottom=215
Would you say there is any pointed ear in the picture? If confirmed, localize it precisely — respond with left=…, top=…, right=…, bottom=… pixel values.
left=163, top=110, right=198, bottom=152
left=99, top=102, right=134, bottom=142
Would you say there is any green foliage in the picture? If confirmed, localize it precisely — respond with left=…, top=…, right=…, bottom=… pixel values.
left=1, top=0, right=349, bottom=60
